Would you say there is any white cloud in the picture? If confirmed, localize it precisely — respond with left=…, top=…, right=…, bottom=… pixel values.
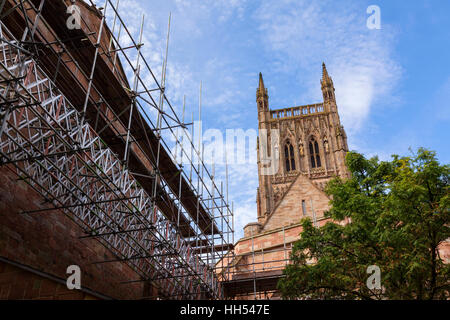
left=215, top=161, right=258, bottom=240
left=254, top=0, right=401, bottom=132
left=233, top=199, right=257, bottom=240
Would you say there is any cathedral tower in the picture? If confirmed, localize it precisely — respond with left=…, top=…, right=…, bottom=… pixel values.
left=225, top=64, right=351, bottom=299
left=252, top=63, right=349, bottom=234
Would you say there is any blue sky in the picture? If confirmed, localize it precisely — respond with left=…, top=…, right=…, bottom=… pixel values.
left=97, top=0, right=450, bottom=239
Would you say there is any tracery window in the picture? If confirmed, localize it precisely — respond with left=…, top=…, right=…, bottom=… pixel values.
left=309, top=138, right=321, bottom=168
left=284, top=141, right=296, bottom=172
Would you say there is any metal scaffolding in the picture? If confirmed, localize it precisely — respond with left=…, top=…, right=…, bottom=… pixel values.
left=0, top=0, right=234, bottom=299
left=219, top=228, right=292, bottom=300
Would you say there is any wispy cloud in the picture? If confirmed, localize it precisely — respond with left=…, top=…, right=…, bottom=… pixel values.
left=254, top=0, right=401, bottom=132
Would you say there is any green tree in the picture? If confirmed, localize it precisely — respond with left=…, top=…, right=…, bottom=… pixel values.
left=278, top=148, right=450, bottom=300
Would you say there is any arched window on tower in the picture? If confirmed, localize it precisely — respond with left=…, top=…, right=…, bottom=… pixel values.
left=284, top=141, right=296, bottom=172
left=309, top=138, right=321, bottom=168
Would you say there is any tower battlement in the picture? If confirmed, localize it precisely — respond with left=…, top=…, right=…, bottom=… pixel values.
left=269, top=103, right=325, bottom=120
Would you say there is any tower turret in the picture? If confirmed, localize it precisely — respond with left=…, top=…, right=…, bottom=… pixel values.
left=257, top=73, right=269, bottom=109
left=256, top=72, right=272, bottom=223
left=321, top=63, right=336, bottom=105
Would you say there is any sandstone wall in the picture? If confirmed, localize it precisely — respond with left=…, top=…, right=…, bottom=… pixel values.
left=0, top=166, right=146, bottom=299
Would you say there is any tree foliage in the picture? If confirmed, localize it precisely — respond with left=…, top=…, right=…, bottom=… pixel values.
left=278, top=148, right=450, bottom=299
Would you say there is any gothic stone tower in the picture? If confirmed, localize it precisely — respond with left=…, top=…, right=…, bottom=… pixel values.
left=223, top=64, right=350, bottom=299
left=247, top=63, right=349, bottom=236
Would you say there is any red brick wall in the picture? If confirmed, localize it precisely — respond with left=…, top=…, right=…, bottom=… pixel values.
left=0, top=260, right=99, bottom=300
left=0, top=166, right=145, bottom=299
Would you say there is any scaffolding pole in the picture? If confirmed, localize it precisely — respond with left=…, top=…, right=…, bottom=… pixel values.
left=0, top=0, right=234, bottom=300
